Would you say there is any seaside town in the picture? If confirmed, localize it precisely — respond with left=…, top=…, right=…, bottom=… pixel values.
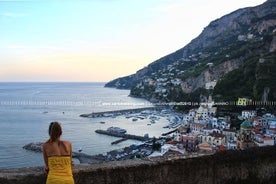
left=89, top=99, right=275, bottom=161
left=24, top=96, right=276, bottom=164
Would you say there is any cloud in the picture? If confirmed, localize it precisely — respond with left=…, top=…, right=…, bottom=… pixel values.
left=0, top=12, right=28, bottom=18
left=5, top=44, right=63, bottom=50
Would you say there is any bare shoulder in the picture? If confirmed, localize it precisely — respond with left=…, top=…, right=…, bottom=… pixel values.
left=62, top=140, right=71, bottom=144
left=43, top=141, right=50, bottom=150
left=61, top=140, right=72, bottom=146
left=42, top=141, right=53, bottom=156
left=60, top=140, right=72, bottom=155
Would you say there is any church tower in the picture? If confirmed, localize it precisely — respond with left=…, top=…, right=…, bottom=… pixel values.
left=237, top=120, right=255, bottom=149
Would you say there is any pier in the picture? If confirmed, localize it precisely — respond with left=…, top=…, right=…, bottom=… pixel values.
left=161, top=129, right=178, bottom=136
left=111, top=138, right=128, bottom=145
left=80, top=107, right=164, bottom=118
left=95, top=129, right=151, bottom=141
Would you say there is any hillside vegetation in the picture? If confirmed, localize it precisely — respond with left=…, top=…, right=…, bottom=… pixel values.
left=105, top=0, right=276, bottom=105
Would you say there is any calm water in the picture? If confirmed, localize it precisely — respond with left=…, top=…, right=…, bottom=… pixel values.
left=0, top=82, right=168, bottom=168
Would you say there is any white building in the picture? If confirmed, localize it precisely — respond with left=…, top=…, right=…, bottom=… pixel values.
left=241, top=110, right=257, bottom=120
left=196, top=105, right=216, bottom=120
left=196, top=106, right=209, bottom=120
left=223, top=129, right=237, bottom=142
left=155, top=87, right=167, bottom=94
left=253, top=116, right=269, bottom=129
left=183, top=109, right=196, bottom=122
left=171, top=78, right=182, bottom=86
left=254, top=135, right=274, bottom=146
left=268, top=118, right=276, bottom=135
left=198, top=133, right=226, bottom=147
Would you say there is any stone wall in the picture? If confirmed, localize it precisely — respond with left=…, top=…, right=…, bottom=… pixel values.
left=0, top=146, right=275, bottom=184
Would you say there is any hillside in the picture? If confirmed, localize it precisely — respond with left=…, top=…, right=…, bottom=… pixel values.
left=105, top=0, right=276, bottom=105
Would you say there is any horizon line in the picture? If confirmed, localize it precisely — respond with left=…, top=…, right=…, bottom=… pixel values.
left=0, top=81, right=108, bottom=83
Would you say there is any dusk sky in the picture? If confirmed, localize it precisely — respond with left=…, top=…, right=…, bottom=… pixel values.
left=0, top=0, right=266, bottom=82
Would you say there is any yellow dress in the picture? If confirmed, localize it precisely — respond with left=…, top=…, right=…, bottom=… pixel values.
left=46, top=156, right=74, bottom=184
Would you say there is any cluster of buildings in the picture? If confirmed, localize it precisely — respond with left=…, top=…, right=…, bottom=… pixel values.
left=133, top=59, right=219, bottom=101
left=154, top=103, right=276, bottom=156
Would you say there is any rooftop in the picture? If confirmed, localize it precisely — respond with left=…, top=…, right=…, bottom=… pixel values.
left=241, top=120, right=253, bottom=128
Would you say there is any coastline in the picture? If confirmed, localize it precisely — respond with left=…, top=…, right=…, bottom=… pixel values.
left=0, top=82, right=160, bottom=169
left=23, top=140, right=155, bottom=164
left=79, top=106, right=165, bottom=118
left=23, top=106, right=182, bottom=165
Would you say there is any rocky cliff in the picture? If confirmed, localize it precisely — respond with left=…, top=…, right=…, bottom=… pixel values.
left=105, top=0, right=276, bottom=103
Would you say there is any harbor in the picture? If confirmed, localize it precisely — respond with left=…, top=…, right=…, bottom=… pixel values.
left=111, top=138, right=128, bottom=145
left=79, top=106, right=164, bottom=118
left=95, top=129, right=151, bottom=142
left=79, top=106, right=184, bottom=132
left=23, top=141, right=155, bottom=163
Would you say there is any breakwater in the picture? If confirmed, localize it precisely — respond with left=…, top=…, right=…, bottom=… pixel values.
left=161, top=129, right=178, bottom=136
left=23, top=142, right=104, bottom=163
left=80, top=107, right=163, bottom=118
left=95, top=129, right=150, bottom=141
left=111, top=138, right=128, bottom=145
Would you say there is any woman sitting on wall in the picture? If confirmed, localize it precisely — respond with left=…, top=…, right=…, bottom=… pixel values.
left=43, top=121, right=74, bottom=184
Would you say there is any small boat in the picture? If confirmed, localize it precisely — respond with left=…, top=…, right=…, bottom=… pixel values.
left=107, top=127, right=127, bottom=134
left=100, top=121, right=105, bottom=124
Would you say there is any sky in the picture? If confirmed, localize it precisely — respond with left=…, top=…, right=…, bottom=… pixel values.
left=0, top=0, right=267, bottom=82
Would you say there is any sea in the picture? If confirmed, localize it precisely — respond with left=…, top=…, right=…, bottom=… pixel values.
left=0, top=82, right=170, bottom=169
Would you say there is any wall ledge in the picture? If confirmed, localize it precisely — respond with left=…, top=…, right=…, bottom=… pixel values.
left=1, top=146, right=276, bottom=184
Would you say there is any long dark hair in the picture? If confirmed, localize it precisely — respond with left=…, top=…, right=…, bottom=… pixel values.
left=48, top=121, right=62, bottom=142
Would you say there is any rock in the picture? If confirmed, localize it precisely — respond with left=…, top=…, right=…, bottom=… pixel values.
left=23, top=142, right=43, bottom=152
left=23, top=142, right=102, bottom=163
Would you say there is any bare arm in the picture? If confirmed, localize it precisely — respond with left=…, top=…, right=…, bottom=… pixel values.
left=70, top=142, right=73, bottom=166
left=42, top=143, right=49, bottom=173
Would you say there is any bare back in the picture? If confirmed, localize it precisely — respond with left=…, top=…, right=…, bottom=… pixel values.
left=43, top=140, right=72, bottom=157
